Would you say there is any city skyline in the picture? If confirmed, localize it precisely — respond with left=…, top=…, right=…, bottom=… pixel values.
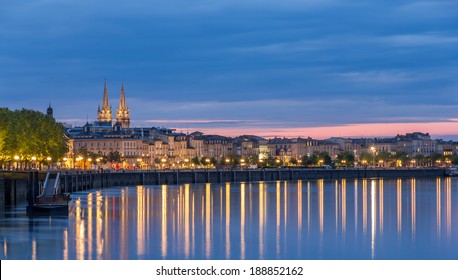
left=1, top=1, right=458, bottom=140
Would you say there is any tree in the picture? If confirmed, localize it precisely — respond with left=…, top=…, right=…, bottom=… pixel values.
left=393, top=152, right=409, bottom=167
left=414, top=154, right=426, bottom=167
left=377, top=151, right=392, bottom=167
left=246, top=153, right=258, bottom=165
left=229, top=153, right=241, bottom=165
left=318, top=152, right=332, bottom=166
left=451, top=154, right=458, bottom=165
left=201, top=156, right=210, bottom=166
left=301, top=154, right=316, bottom=167
left=107, top=151, right=123, bottom=164
left=191, top=156, right=200, bottom=166
left=265, top=155, right=276, bottom=167
left=0, top=108, right=68, bottom=169
left=336, top=151, right=355, bottom=167
left=360, top=152, right=373, bottom=165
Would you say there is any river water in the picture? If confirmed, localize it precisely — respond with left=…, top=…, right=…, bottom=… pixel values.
left=1, top=177, right=458, bottom=260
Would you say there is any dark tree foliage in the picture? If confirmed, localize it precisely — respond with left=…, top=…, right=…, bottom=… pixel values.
left=0, top=108, right=68, bottom=165
left=191, top=156, right=200, bottom=166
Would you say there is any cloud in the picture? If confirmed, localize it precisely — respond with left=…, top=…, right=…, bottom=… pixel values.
left=120, top=97, right=458, bottom=128
left=337, top=70, right=413, bottom=84
left=380, top=34, right=458, bottom=47
left=229, top=39, right=326, bottom=55
left=395, top=1, right=458, bottom=19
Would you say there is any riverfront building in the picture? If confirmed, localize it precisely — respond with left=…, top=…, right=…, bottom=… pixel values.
left=63, top=82, right=458, bottom=170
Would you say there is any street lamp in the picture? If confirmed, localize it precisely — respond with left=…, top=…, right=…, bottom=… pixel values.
left=370, top=146, right=376, bottom=166
left=14, top=155, right=20, bottom=170
left=31, top=156, right=37, bottom=170
left=46, top=156, right=52, bottom=170
left=76, top=156, right=83, bottom=169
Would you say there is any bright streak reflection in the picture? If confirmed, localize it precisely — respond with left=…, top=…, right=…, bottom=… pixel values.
left=45, top=177, right=458, bottom=260
left=371, top=180, right=377, bottom=259
left=397, top=179, right=402, bottom=237
left=240, top=182, right=246, bottom=259
left=436, top=178, right=442, bottom=238
left=378, top=179, right=384, bottom=234
left=363, top=180, right=368, bottom=235
left=205, top=183, right=211, bottom=258
left=225, top=183, right=230, bottom=259
left=341, top=179, right=346, bottom=234
left=276, top=181, right=281, bottom=257
left=161, top=185, right=167, bottom=258
left=411, top=179, right=416, bottom=241
left=446, top=177, right=452, bottom=240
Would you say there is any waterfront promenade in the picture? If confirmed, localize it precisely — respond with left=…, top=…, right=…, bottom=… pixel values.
left=0, top=168, right=447, bottom=209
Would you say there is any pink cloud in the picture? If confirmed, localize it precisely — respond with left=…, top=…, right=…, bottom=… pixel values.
left=187, top=122, right=458, bottom=139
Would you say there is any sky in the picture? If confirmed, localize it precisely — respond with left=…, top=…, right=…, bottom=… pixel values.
left=1, top=0, right=458, bottom=140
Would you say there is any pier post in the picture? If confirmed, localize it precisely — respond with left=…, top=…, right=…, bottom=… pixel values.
left=27, top=172, right=33, bottom=208
left=33, top=171, right=39, bottom=203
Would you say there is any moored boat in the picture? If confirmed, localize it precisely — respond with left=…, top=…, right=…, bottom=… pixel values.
left=28, top=172, right=71, bottom=216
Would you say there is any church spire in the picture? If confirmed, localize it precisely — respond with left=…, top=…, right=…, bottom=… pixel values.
left=116, top=81, right=130, bottom=128
left=119, top=82, right=127, bottom=109
left=46, top=102, right=53, bottom=117
left=97, top=80, right=113, bottom=125
left=102, top=79, right=110, bottom=110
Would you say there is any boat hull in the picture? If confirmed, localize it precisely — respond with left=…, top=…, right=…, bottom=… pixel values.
left=27, top=204, right=69, bottom=216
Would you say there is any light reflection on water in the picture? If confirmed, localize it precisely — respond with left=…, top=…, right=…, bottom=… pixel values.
left=1, top=177, right=458, bottom=260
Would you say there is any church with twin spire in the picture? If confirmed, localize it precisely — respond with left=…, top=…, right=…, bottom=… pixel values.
left=97, top=80, right=130, bottom=128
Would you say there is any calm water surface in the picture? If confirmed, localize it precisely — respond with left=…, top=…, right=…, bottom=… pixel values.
left=1, top=177, right=458, bottom=260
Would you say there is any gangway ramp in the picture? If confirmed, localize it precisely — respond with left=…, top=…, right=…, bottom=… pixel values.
left=41, top=172, right=60, bottom=196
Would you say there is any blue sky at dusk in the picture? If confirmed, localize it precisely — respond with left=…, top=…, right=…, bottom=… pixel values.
left=1, top=0, right=458, bottom=139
